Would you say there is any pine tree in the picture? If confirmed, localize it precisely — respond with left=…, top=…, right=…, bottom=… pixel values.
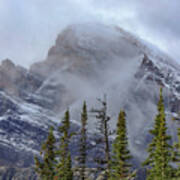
left=91, top=96, right=111, bottom=179
left=172, top=128, right=180, bottom=179
left=176, top=128, right=180, bottom=179
left=78, top=102, right=88, bottom=180
left=142, top=89, right=163, bottom=168
left=55, top=110, right=73, bottom=180
left=143, top=87, right=173, bottom=180
left=153, top=111, right=172, bottom=179
left=34, top=126, right=56, bottom=180
left=109, top=110, right=135, bottom=180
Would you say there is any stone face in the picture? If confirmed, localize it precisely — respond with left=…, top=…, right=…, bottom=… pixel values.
left=30, top=24, right=140, bottom=77
left=0, top=92, right=51, bottom=168
left=0, top=59, right=43, bottom=98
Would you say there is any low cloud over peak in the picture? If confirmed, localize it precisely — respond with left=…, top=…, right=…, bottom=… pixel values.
left=0, top=0, right=179, bottom=67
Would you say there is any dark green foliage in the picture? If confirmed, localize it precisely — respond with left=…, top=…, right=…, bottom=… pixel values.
left=172, top=128, right=180, bottom=179
left=143, top=88, right=163, bottom=167
left=34, top=126, right=56, bottom=180
left=143, top=88, right=173, bottom=180
left=109, top=110, right=135, bottom=180
left=78, top=102, right=88, bottom=180
left=33, top=92, right=180, bottom=180
left=55, top=110, right=73, bottom=180
left=176, top=129, right=180, bottom=178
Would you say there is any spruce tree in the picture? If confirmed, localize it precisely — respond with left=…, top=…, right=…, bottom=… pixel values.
left=55, top=110, right=73, bottom=180
left=176, top=128, right=180, bottom=179
left=153, top=110, right=172, bottom=179
left=142, top=89, right=163, bottom=168
left=109, top=110, right=134, bottom=180
left=143, top=88, right=173, bottom=180
left=78, top=102, right=88, bottom=180
left=172, top=128, right=180, bottom=179
left=34, top=126, right=56, bottom=180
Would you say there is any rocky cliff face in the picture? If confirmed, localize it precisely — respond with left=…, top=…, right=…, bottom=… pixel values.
left=0, top=59, right=43, bottom=97
left=0, top=23, right=180, bottom=179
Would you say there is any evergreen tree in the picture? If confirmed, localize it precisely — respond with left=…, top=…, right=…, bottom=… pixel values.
left=91, top=96, right=111, bottom=179
left=143, top=88, right=173, bottom=180
left=78, top=102, right=88, bottom=180
left=172, top=128, right=180, bottom=179
left=176, top=128, right=180, bottom=179
left=34, top=126, right=56, bottom=180
left=109, top=110, right=135, bottom=180
left=142, top=89, right=163, bottom=168
left=55, top=110, right=73, bottom=180
left=153, top=111, right=172, bottom=179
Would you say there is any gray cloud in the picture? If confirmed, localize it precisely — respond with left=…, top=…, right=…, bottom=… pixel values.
left=134, top=0, right=180, bottom=60
left=0, top=0, right=180, bottom=67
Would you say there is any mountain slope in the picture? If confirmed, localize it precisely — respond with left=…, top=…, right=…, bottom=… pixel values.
left=0, top=23, right=180, bottom=179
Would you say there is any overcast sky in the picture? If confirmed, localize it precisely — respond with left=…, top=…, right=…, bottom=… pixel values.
left=0, top=0, right=179, bottom=67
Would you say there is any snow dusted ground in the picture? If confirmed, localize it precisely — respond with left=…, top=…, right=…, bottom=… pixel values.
left=0, top=91, right=57, bottom=155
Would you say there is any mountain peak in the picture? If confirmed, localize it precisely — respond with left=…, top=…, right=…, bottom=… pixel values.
left=48, top=23, right=122, bottom=56
left=31, top=23, right=140, bottom=77
left=1, top=58, right=15, bottom=70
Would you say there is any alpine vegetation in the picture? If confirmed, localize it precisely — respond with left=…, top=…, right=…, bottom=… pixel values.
left=34, top=87, right=180, bottom=180
left=109, top=110, right=135, bottom=180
